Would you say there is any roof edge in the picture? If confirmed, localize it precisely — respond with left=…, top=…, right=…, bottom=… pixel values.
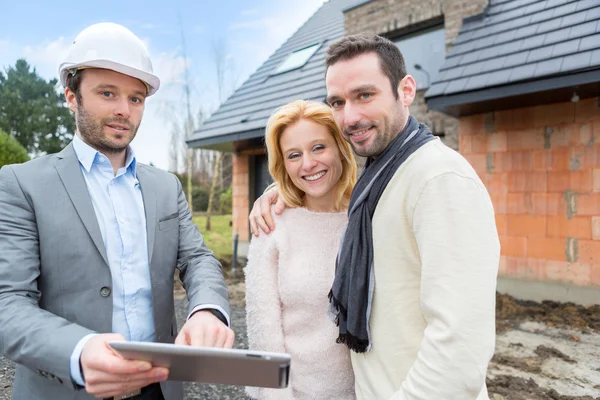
left=187, top=128, right=265, bottom=149
left=343, top=0, right=374, bottom=13
left=426, top=69, right=600, bottom=116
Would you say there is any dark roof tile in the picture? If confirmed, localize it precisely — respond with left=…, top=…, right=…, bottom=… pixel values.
left=533, top=58, right=563, bottom=77
left=585, top=6, right=600, bottom=21
left=552, top=39, right=581, bottom=57
left=536, top=17, right=563, bottom=34
left=427, top=0, right=600, bottom=99
left=560, top=50, right=593, bottom=71
left=485, top=69, right=513, bottom=86
left=561, top=10, right=588, bottom=27
left=509, top=63, right=538, bottom=81
left=580, top=32, right=600, bottom=51
left=590, top=48, right=600, bottom=65
left=544, top=27, right=574, bottom=45
left=569, top=20, right=599, bottom=39
left=527, top=46, right=553, bottom=62
left=444, top=77, right=469, bottom=94
left=463, top=73, right=490, bottom=91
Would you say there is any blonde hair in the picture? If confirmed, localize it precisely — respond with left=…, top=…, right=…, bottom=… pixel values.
left=265, top=100, right=357, bottom=211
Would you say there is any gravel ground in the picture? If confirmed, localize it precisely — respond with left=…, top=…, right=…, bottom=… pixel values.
left=2, top=288, right=600, bottom=400
left=0, top=300, right=249, bottom=400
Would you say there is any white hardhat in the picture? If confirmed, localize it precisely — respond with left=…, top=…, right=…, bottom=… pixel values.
left=59, top=22, right=160, bottom=96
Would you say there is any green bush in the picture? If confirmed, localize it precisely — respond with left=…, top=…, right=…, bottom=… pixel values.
left=219, top=186, right=232, bottom=214
left=0, top=129, right=29, bottom=167
left=192, top=186, right=210, bottom=212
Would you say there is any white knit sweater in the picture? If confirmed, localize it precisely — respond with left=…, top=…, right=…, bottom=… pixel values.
left=244, top=207, right=356, bottom=400
left=352, top=139, right=499, bottom=400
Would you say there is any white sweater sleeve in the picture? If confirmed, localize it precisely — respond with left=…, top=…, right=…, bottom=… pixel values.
left=391, top=172, right=499, bottom=400
left=244, top=233, right=293, bottom=400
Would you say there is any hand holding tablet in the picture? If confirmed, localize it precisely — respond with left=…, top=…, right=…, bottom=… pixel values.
left=108, top=341, right=291, bottom=389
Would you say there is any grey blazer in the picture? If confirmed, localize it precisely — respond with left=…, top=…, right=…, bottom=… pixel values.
left=0, top=143, right=230, bottom=400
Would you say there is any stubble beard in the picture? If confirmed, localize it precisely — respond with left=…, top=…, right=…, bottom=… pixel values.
left=75, top=102, right=138, bottom=155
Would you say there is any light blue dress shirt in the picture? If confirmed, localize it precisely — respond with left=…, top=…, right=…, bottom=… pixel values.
left=68, top=136, right=230, bottom=385
left=69, top=135, right=155, bottom=384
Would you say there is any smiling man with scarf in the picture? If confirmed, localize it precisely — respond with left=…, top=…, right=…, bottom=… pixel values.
left=250, top=33, right=500, bottom=400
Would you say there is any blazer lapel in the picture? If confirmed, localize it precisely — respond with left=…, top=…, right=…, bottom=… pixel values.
left=54, top=143, right=109, bottom=267
left=137, top=167, right=157, bottom=265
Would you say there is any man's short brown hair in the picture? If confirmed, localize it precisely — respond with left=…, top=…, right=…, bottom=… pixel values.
left=326, top=33, right=406, bottom=99
left=66, top=69, right=85, bottom=104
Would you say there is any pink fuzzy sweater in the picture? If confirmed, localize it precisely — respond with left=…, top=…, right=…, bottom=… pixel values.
left=244, top=207, right=356, bottom=400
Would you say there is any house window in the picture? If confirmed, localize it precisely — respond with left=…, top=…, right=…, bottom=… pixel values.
left=274, top=43, right=320, bottom=74
left=394, top=26, right=445, bottom=90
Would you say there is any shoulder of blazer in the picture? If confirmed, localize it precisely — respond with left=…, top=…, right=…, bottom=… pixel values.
left=137, top=163, right=179, bottom=186
left=6, top=147, right=66, bottom=180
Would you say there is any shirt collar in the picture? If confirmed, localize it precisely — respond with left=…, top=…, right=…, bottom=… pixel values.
left=72, top=134, right=137, bottom=176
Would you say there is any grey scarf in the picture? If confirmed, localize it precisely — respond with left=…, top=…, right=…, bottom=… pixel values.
left=328, top=115, right=435, bottom=352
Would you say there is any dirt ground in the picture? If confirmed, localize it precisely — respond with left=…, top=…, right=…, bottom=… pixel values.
left=210, top=267, right=600, bottom=400
left=489, top=294, right=600, bottom=400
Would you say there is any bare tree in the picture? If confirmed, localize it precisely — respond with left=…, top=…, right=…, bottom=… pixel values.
left=177, top=12, right=196, bottom=213
left=205, top=36, right=239, bottom=230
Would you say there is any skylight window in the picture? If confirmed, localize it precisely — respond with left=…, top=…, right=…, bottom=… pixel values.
left=274, top=43, right=320, bottom=74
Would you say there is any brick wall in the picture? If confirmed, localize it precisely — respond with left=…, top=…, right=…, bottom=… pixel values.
left=460, top=98, right=600, bottom=288
left=343, top=0, right=488, bottom=152
left=232, top=153, right=250, bottom=243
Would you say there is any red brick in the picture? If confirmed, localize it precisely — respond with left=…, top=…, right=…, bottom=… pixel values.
left=507, top=193, right=532, bottom=215
left=575, top=98, right=600, bottom=122
left=471, top=134, right=488, bottom=153
left=509, top=151, right=534, bottom=171
left=576, top=193, right=600, bottom=216
left=495, top=109, right=513, bottom=131
left=459, top=133, right=472, bottom=154
left=533, top=102, right=576, bottom=127
left=547, top=170, right=593, bottom=192
left=504, top=193, right=546, bottom=216
left=549, top=148, right=571, bottom=171
left=592, top=217, right=600, bottom=241
left=547, top=216, right=592, bottom=239
left=594, top=118, right=600, bottom=137
left=492, top=152, right=508, bottom=172
left=580, top=146, right=600, bottom=169
left=511, top=107, right=536, bottom=130
left=533, top=150, right=552, bottom=171
left=594, top=169, right=600, bottom=192
left=483, top=173, right=508, bottom=194
left=507, top=215, right=547, bottom=237
left=528, top=237, right=567, bottom=261
left=490, top=193, right=507, bottom=214
left=488, top=131, right=508, bottom=152
left=465, top=153, right=487, bottom=174
left=504, top=256, right=539, bottom=280
left=549, top=124, right=577, bottom=148
left=578, top=239, right=600, bottom=264
left=507, top=128, right=546, bottom=151
left=508, top=171, right=547, bottom=192
left=496, top=214, right=507, bottom=236
left=500, top=236, right=527, bottom=258
left=531, top=193, right=548, bottom=215
left=546, top=193, right=566, bottom=216
left=543, top=260, right=592, bottom=286
left=460, top=114, right=487, bottom=136
left=579, top=122, right=595, bottom=146
left=592, top=264, right=600, bottom=287
left=498, top=256, right=508, bottom=275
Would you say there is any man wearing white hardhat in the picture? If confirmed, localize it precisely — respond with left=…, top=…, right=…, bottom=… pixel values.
left=0, top=22, right=233, bottom=400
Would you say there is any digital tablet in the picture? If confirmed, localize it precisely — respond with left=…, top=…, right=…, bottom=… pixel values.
left=108, top=341, right=290, bottom=389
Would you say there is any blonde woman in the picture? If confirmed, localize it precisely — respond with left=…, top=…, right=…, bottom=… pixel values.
left=245, top=100, right=357, bottom=400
